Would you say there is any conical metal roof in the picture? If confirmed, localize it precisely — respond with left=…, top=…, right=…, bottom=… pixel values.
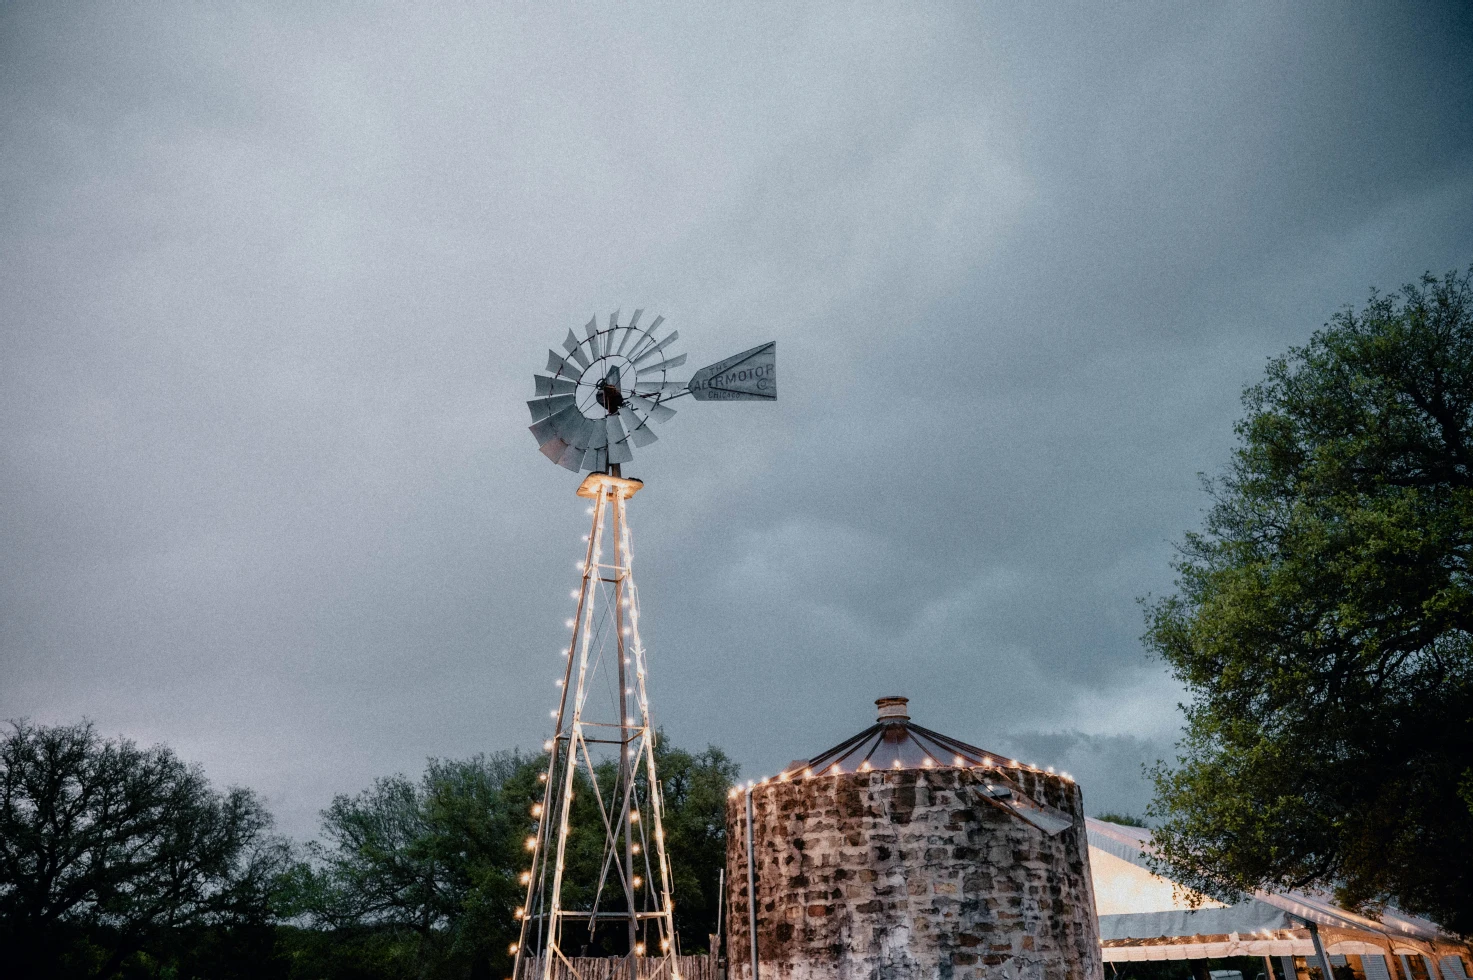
left=780, top=696, right=1041, bottom=778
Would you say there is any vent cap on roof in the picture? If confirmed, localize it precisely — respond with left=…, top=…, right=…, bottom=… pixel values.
left=876, top=696, right=910, bottom=724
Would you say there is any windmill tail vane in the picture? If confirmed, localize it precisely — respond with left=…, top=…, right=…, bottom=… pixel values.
left=528, top=310, right=775, bottom=473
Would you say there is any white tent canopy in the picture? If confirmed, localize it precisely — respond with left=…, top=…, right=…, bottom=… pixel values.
left=1087, top=818, right=1470, bottom=979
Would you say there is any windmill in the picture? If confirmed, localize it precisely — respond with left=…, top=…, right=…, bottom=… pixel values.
left=515, top=312, right=774, bottom=980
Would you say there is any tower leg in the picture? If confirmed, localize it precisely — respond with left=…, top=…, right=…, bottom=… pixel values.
left=512, top=474, right=680, bottom=980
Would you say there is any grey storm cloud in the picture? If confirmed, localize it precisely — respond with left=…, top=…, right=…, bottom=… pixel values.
left=3, top=2, right=1471, bottom=836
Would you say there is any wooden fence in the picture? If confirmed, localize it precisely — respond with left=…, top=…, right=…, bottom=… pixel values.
left=519, top=955, right=718, bottom=980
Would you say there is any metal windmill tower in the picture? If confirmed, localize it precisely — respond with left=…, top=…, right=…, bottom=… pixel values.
left=513, top=311, right=774, bottom=980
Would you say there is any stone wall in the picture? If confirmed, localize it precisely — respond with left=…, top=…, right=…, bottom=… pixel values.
left=725, top=766, right=1103, bottom=980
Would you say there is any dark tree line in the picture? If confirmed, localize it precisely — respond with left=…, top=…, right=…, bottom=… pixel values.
left=0, top=720, right=737, bottom=979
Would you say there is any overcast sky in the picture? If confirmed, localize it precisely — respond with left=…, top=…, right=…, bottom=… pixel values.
left=3, top=3, right=1471, bottom=837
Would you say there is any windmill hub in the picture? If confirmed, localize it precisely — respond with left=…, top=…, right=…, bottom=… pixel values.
left=595, top=376, right=626, bottom=415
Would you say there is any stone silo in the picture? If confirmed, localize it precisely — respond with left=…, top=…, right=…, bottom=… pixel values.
left=725, top=697, right=1103, bottom=980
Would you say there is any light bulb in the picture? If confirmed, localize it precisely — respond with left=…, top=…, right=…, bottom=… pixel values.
left=549, top=710, right=557, bottom=718
left=629, top=811, right=638, bottom=822
left=633, top=876, right=643, bottom=888
left=632, top=843, right=641, bottom=854
left=564, top=619, right=575, bottom=628
left=532, top=804, right=543, bottom=817
left=570, top=590, right=579, bottom=599
left=510, top=943, right=519, bottom=954
left=622, top=627, right=631, bottom=635
left=543, top=740, right=553, bottom=750
left=554, top=679, right=563, bottom=687
left=520, top=871, right=531, bottom=885
left=955, top=755, right=965, bottom=766
left=635, top=943, right=646, bottom=956
left=538, top=773, right=548, bottom=782
left=525, top=836, right=537, bottom=850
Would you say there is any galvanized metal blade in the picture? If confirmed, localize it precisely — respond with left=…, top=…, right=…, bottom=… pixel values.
left=547, top=349, right=580, bottom=377
left=637, top=352, right=687, bottom=373
left=552, top=410, right=593, bottom=449
left=607, top=436, right=633, bottom=465
left=534, top=374, right=577, bottom=397
left=627, top=315, right=664, bottom=360
left=605, top=411, right=627, bottom=446
left=539, top=437, right=570, bottom=464
left=614, top=310, right=642, bottom=355
left=631, top=330, right=679, bottom=367
left=584, top=316, right=601, bottom=360
left=562, top=330, right=590, bottom=370
left=621, top=407, right=657, bottom=447
left=527, top=393, right=576, bottom=422
left=585, top=417, right=609, bottom=450
left=556, top=442, right=584, bottom=471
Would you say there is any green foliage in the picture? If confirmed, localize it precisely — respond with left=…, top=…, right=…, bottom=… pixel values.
left=1144, top=269, right=1473, bottom=934
left=1095, top=812, right=1148, bottom=828
left=300, top=734, right=737, bottom=977
left=302, top=752, right=540, bottom=978
left=0, top=719, right=294, bottom=979
left=650, top=739, right=740, bottom=952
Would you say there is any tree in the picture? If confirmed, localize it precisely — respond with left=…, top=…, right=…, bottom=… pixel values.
left=1144, top=269, right=1473, bottom=934
left=0, top=719, right=293, bottom=979
left=651, top=740, right=739, bottom=953
left=303, top=736, right=738, bottom=977
left=303, top=752, right=539, bottom=980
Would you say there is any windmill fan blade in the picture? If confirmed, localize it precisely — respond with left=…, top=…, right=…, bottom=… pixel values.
left=638, top=352, right=687, bottom=373
left=529, top=415, right=562, bottom=447
left=631, top=331, right=679, bottom=367
left=628, top=315, right=664, bottom=360
left=586, top=417, right=609, bottom=450
left=562, top=331, right=590, bottom=370
left=607, top=436, right=633, bottom=465
left=605, top=411, right=627, bottom=446
left=582, top=447, right=607, bottom=472
left=552, top=410, right=592, bottom=449
left=584, top=316, right=601, bottom=359
left=614, top=310, right=642, bottom=355
left=629, top=394, right=677, bottom=422
left=534, top=374, right=577, bottom=397
left=556, top=443, right=584, bottom=471
left=539, top=437, right=570, bottom=464
left=547, top=350, right=579, bottom=377
left=527, top=393, right=576, bottom=422
left=620, top=407, right=657, bottom=448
